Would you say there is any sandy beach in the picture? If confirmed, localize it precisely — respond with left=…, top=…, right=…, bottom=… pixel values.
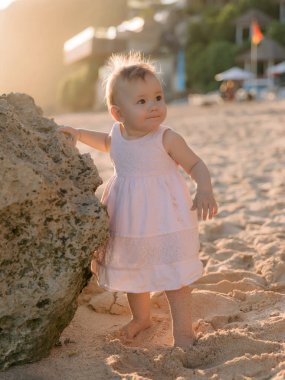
left=2, top=99, right=285, bottom=380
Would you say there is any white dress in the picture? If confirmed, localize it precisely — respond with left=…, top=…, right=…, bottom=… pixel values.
left=96, top=122, right=203, bottom=292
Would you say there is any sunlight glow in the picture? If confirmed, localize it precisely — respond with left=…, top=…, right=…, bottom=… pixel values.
left=160, top=0, right=179, bottom=4
left=64, top=27, right=95, bottom=52
left=128, top=0, right=180, bottom=8
left=117, top=17, right=144, bottom=33
left=154, top=10, right=169, bottom=23
left=63, top=16, right=145, bottom=65
left=95, top=26, right=117, bottom=40
left=0, top=0, right=15, bottom=10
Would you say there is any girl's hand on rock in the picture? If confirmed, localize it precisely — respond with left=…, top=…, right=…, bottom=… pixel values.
left=191, top=191, right=218, bottom=221
left=57, top=126, right=79, bottom=146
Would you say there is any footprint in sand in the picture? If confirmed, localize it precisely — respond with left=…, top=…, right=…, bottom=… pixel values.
left=200, top=220, right=245, bottom=242
left=205, top=252, right=254, bottom=272
left=184, top=331, right=282, bottom=369
left=194, top=270, right=266, bottom=294
left=248, top=317, right=285, bottom=343
left=191, top=290, right=242, bottom=332
left=103, top=331, right=283, bottom=380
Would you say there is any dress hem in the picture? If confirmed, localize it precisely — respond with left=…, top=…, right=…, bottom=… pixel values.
left=97, top=271, right=203, bottom=293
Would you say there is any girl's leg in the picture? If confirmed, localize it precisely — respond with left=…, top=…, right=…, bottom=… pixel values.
left=165, top=286, right=194, bottom=348
left=121, top=292, right=152, bottom=340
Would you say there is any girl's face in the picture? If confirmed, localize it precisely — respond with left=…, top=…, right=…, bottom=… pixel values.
left=112, top=73, right=167, bottom=137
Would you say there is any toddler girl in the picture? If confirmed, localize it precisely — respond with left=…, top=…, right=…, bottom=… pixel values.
left=58, top=52, right=218, bottom=349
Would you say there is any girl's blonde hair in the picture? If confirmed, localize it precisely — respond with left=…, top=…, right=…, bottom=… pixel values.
left=104, top=51, right=158, bottom=109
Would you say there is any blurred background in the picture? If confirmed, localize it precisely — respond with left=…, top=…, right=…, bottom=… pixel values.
left=0, top=0, right=285, bottom=114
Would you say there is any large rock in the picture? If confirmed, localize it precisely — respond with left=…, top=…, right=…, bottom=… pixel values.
left=0, top=93, right=109, bottom=370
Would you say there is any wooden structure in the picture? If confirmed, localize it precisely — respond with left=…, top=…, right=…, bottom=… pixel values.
left=238, top=37, right=285, bottom=74
left=63, top=27, right=126, bottom=65
left=233, top=9, right=273, bottom=45
left=275, top=0, right=285, bottom=22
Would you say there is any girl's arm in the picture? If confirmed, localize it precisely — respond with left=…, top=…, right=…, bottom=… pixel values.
left=163, top=129, right=218, bottom=220
left=57, top=126, right=111, bottom=152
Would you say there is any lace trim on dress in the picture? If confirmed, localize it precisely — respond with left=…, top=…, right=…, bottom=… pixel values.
left=95, top=228, right=200, bottom=268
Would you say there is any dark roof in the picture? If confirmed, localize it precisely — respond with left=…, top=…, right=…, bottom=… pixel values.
left=233, top=8, right=273, bottom=28
left=238, top=37, right=285, bottom=62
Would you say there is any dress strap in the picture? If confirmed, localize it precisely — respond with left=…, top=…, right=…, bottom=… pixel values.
left=109, top=122, right=122, bottom=147
left=109, top=122, right=121, bottom=159
left=158, top=124, right=172, bottom=135
left=110, top=122, right=119, bottom=138
left=154, top=124, right=171, bottom=143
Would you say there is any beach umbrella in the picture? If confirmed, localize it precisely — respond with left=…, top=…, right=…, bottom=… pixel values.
left=267, top=61, right=285, bottom=75
left=215, top=67, right=254, bottom=81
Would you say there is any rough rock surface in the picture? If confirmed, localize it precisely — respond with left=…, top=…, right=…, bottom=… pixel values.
left=0, top=93, right=109, bottom=370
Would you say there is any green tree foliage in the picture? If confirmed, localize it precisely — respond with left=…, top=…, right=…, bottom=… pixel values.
left=213, top=3, right=239, bottom=42
left=267, top=21, right=285, bottom=46
left=187, top=4, right=239, bottom=46
left=237, top=0, right=279, bottom=18
left=186, top=41, right=237, bottom=92
left=187, top=20, right=212, bottom=46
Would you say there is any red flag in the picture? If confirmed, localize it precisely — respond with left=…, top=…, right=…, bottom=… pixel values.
left=251, top=20, right=264, bottom=45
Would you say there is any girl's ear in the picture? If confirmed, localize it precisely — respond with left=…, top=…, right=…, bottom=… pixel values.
left=110, top=105, right=124, bottom=122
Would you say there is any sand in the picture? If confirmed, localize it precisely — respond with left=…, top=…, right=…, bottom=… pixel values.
left=2, top=100, right=285, bottom=380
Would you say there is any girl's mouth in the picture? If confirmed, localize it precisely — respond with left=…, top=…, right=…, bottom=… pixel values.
left=147, top=115, right=160, bottom=119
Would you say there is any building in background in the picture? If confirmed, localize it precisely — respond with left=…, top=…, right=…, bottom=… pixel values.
left=233, top=8, right=285, bottom=76
left=0, top=0, right=127, bottom=113
left=0, top=0, right=191, bottom=112
left=275, top=0, right=285, bottom=22
left=234, top=9, right=273, bottom=46
left=2, top=0, right=284, bottom=112
left=64, top=0, right=191, bottom=109
left=238, top=37, right=285, bottom=75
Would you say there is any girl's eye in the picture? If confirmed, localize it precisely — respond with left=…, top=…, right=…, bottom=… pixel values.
left=137, top=99, right=145, bottom=104
left=156, top=95, right=162, bottom=101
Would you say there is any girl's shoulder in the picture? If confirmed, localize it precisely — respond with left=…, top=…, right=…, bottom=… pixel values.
left=159, top=124, right=174, bottom=139
left=105, top=122, right=119, bottom=151
left=109, top=122, right=120, bottom=136
left=108, top=122, right=120, bottom=139
left=160, top=125, right=179, bottom=142
left=161, top=126, right=185, bottom=154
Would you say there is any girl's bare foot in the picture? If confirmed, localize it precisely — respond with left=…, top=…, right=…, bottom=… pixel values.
left=119, top=318, right=152, bottom=342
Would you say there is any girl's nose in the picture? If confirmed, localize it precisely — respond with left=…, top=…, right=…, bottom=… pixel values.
left=149, top=101, right=157, bottom=110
